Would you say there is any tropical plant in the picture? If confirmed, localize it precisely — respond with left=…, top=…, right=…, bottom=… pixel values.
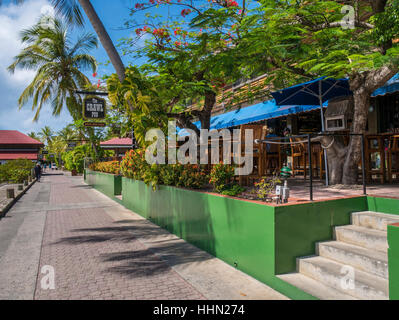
left=254, top=176, right=281, bottom=201
left=239, top=0, right=399, bottom=184
left=89, top=161, right=120, bottom=175
left=62, top=143, right=100, bottom=173
left=27, top=132, right=42, bottom=142
left=39, top=126, right=54, bottom=146
left=209, top=163, right=243, bottom=195
left=8, top=17, right=98, bottom=121
left=51, top=0, right=126, bottom=81
left=1, top=0, right=125, bottom=81
left=0, top=159, right=35, bottom=183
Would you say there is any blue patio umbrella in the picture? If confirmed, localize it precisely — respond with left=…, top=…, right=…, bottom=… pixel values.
left=271, top=77, right=353, bottom=185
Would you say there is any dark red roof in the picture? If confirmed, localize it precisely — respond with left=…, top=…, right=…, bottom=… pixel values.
left=0, top=130, right=43, bottom=146
left=0, top=152, right=38, bottom=160
left=100, top=137, right=132, bottom=146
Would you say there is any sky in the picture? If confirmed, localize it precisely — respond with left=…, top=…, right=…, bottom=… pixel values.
left=0, top=0, right=139, bottom=135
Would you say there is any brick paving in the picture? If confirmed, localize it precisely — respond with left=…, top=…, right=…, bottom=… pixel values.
left=34, top=174, right=204, bottom=300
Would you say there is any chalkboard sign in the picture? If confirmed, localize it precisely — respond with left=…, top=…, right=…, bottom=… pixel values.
left=84, top=97, right=106, bottom=119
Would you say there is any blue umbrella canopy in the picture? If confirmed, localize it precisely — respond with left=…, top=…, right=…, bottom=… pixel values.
left=271, top=77, right=352, bottom=187
left=271, top=77, right=352, bottom=106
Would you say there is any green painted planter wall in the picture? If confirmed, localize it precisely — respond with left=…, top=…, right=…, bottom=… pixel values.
left=122, top=178, right=278, bottom=283
left=121, top=178, right=372, bottom=299
left=86, top=174, right=399, bottom=300
left=85, top=169, right=122, bottom=198
left=274, top=197, right=368, bottom=274
left=388, top=224, right=399, bottom=300
left=367, top=197, right=399, bottom=215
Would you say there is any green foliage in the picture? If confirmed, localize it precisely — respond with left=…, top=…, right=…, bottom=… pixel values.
left=107, top=67, right=168, bottom=146
left=254, top=176, right=281, bottom=201
left=62, top=144, right=93, bottom=173
left=221, top=184, right=245, bottom=197
left=120, top=149, right=209, bottom=190
left=0, top=159, right=34, bottom=183
left=209, top=163, right=242, bottom=195
left=243, top=0, right=399, bottom=82
left=8, top=17, right=98, bottom=121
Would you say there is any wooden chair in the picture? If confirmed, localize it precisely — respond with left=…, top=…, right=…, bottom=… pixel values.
left=264, top=141, right=281, bottom=176
left=388, top=135, right=399, bottom=183
left=237, top=124, right=267, bottom=185
left=365, top=135, right=386, bottom=184
left=290, top=137, right=307, bottom=179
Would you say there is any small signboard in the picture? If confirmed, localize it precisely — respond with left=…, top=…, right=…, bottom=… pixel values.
left=84, top=122, right=106, bottom=128
left=42, top=150, right=49, bottom=155
left=67, top=142, right=77, bottom=148
left=83, top=96, right=106, bottom=119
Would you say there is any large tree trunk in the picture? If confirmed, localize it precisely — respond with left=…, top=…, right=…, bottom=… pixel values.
left=78, top=0, right=126, bottom=82
left=341, top=67, right=398, bottom=184
left=314, top=136, right=348, bottom=184
left=199, top=91, right=216, bottom=131
left=342, top=87, right=370, bottom=184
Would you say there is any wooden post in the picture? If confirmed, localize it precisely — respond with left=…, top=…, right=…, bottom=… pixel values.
left=23, top=180, right=28, bottom=186
left=6, top=188, right=15, bottom=199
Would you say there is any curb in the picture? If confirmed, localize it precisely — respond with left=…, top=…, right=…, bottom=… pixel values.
left=0, top=179, right=37, bottom=219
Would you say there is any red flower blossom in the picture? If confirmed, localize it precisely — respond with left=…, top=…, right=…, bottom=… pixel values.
left=181, top=9, right=191, bottom=17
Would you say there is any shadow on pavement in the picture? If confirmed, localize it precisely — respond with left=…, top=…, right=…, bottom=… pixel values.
left=52, top=219, right=213, bottom=278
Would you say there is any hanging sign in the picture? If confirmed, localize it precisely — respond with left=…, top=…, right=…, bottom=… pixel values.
left=83, top=96, right=106, bottom=120
left=84, top=122, right=106, bottom=128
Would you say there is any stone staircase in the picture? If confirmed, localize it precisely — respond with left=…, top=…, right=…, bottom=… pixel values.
left=279, top=211, right=399, bottom=300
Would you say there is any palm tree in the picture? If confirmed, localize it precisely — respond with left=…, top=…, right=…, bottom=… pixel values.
left=52, top=0, right=126, bottom=82
left=58, top=124, right=78, bottom=143
left=39, top=126, right=54, bottom=147
left=8, top=17, right=98, bottom=121
left=1, top=0, right=126, bottom=82
left=27, top=131, right=42, bottom=142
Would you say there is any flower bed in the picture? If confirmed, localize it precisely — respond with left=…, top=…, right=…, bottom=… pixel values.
left=89, top=161, right=120, bottom=175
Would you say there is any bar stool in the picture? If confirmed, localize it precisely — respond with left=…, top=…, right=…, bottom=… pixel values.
left=290, top=137, right=307, bottom=179
left=365, top=135, right=386, bottom=184
left=388, top=135, right=399, bottom=183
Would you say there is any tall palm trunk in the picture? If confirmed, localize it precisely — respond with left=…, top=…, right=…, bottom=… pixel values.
left=78, top=0, right=125, bottom=82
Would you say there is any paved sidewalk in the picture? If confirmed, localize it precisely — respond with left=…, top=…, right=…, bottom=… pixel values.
left=0, top=172, right=287, bottom=300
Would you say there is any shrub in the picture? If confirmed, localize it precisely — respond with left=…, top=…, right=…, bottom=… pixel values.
left=120, top=149, right=209, bottom=190
left=0, top=159, right=34, bottom=183
left=209, top=163, right=244, bottom=196
left=89, top=161, right=120, bottom=175
left=175, top=164, right=208, bottom=189
left=62, top=144, right=92, bottom=173
left=221, top=184, right=245, bottom=197
left=120, top=149, right=149, bottom=180
left=254, top=176, right=281, bottom=201
left=209, top=163, right=236, bottom=193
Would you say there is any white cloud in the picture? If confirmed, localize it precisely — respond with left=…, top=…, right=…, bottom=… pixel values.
left=0, top=0, right=72, bottom=134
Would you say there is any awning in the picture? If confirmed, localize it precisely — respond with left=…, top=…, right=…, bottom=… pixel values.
left=178, top=100, right=324, bottom=136
left=271, top=77, right=351, bottom=106
left=0, top=152, right=38, bottom=160
left=372, top=73, right=399, bottom=97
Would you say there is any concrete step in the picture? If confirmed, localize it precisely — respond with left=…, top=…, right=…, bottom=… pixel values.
left=278, top=273, right=358, bottom=300
left=334, top=225, right=388, bottom=252
left=352, top=211, right=399, bottom=231
left=316, top=241, right=388, bottom=279
left=298, top=256, right=388, bottom=300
